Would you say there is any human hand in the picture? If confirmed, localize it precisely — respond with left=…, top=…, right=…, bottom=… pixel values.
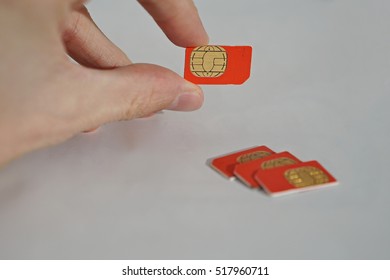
left=0, top=0, right=208, bottom=166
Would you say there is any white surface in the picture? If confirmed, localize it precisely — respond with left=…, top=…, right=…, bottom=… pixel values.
left=1, top=0, right=390, bottom=259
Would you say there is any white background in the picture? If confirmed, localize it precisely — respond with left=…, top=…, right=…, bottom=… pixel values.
left=0, top=0, right=389, bottom=259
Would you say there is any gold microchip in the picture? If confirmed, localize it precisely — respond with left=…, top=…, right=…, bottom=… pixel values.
left=284, top=166, right=330, bottom=188
left=261, top=157, right=297, bottom=170
left=190, top=46, right=227, bottom=77
left=236, top=151, right=272, bottom=164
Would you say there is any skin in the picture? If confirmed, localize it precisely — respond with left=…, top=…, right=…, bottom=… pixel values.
left=0, top=0, right=209, bottom=166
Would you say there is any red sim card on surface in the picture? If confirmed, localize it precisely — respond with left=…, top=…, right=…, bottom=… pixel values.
left=184, top=45, right=252, bottom=85
left=209, top=146, right=274, bottom=180
left=254, top=161, right=338, bottom=197
left=234, top=151, right=301, bottom=188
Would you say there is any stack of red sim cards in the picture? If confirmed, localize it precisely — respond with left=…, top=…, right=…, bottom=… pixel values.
left=209, top=146, right=338, bottom=197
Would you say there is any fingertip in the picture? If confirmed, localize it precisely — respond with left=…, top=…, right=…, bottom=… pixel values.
left=166, top=17, right=209, bottom=48
left=173, top=32, right=209, bottom=48
left=171, top=16, right=209, bottom=47
left=139, top=0, right=209, bottom=48
left=167, top=81, right=204, bottom=111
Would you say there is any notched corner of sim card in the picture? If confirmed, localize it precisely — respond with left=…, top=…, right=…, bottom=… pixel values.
left=206, top=157, right=236, bottom=181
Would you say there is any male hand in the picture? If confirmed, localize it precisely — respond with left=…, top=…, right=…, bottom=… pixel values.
left=0, top=0, right=208, bottom=166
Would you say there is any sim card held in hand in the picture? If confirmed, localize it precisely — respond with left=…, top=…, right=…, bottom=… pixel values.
left=209, top=146, right=274, bottom=180
left=254, top=160, right=338, bottom=197
left=184, top=45, right=252, bottom=85
left=234, top=151, right=301, bottom=188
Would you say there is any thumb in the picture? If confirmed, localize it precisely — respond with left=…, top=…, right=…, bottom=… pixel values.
left=65, top=63, right=203, bottom=132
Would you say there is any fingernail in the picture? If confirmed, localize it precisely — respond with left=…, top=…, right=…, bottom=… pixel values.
left=167, top=81, right=203, bottom=111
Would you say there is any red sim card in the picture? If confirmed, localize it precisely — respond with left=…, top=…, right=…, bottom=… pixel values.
left=234, top=151, right=301, bottom=188
left=210, top=146, right=274, bottom=180
left=184, top=45, right=252, bottom=85
left=254, top=161, right=338, bottom=197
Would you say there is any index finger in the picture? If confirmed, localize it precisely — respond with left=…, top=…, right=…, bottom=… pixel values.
left=138, top=0, right=209, bottom=47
